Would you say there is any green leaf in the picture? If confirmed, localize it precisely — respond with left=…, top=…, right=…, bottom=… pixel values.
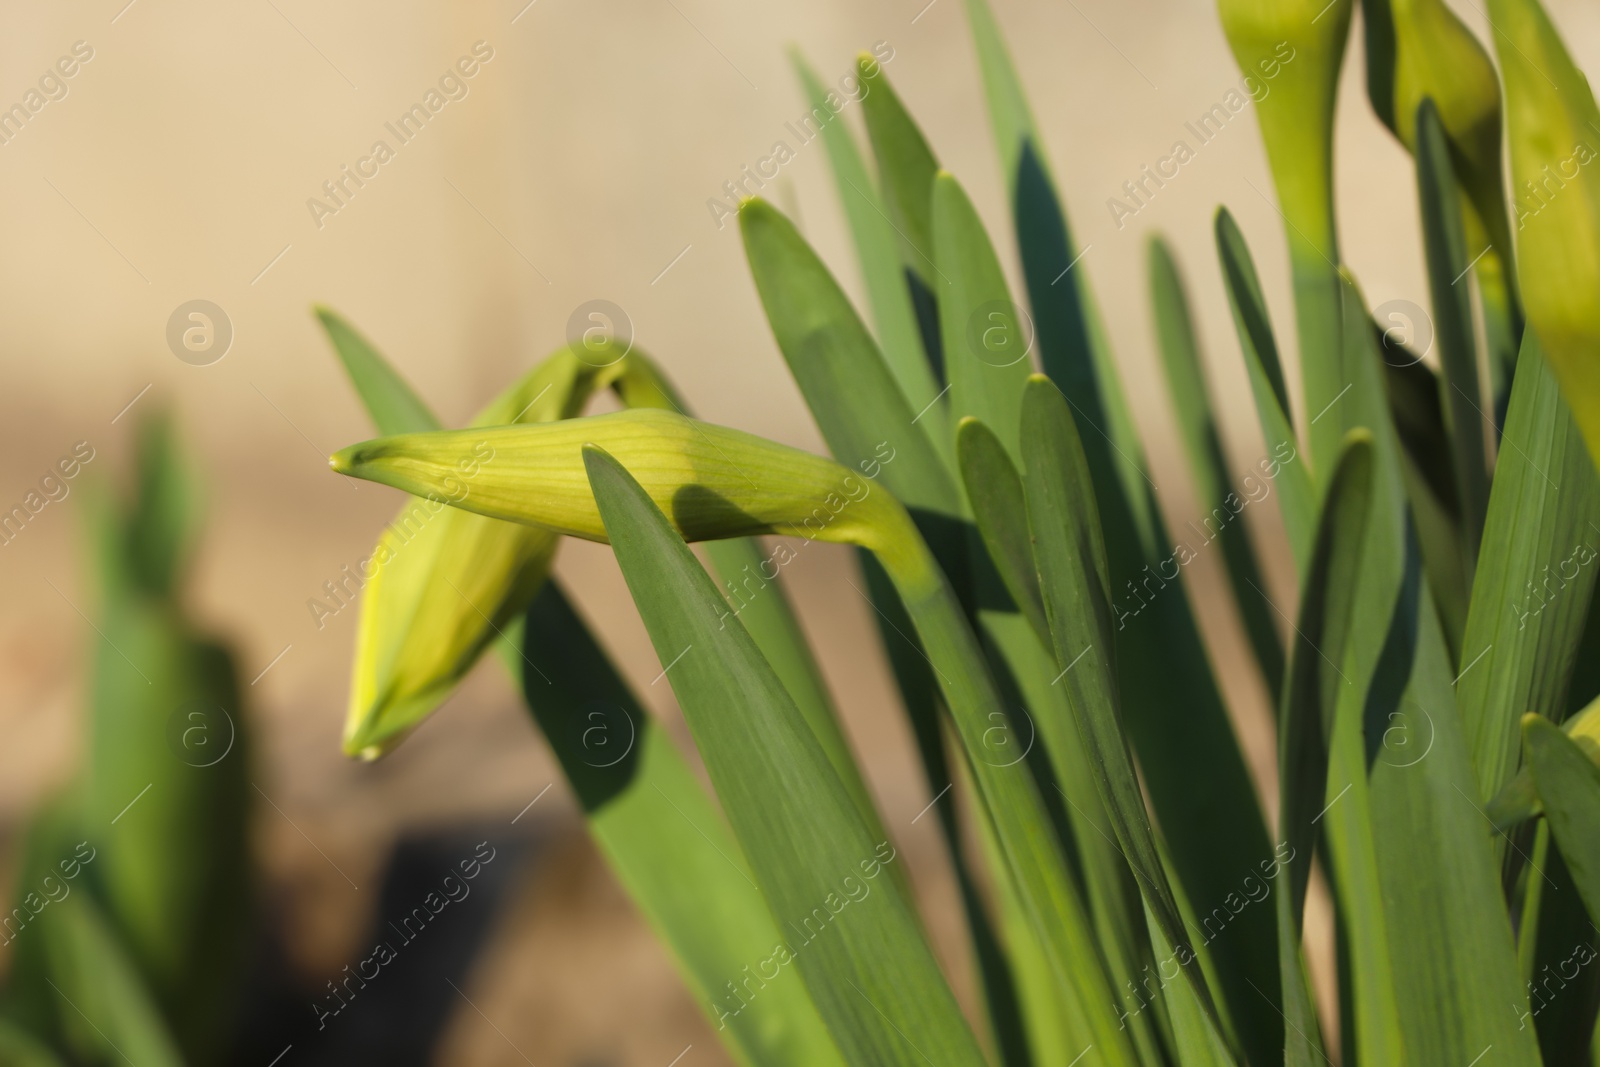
left=858, top=59, right=941, bottom=294
left=740, top=199, right=960, bottom=522
left=608, top=346, right=892, bottom=861
left=961, top=0, right=1156, bottom=555
left=1143, top=895, right=1238, bottom=1067
left=1322, top=269, right=1538, bottom=1064
left=1519, top=823, right=1600, bottom=1062
left=345, top=410, right=1141, bottom=1062
left=1459, top=331, right=1600, bottom=811
left=854, top=554, right=1039, bottom=1067
left=955, top=418, right=1047, bottom=645
left=962, top=0, right=1038, bottom=193
left=123, top=411, right=199, bottom=600
left=1020, top=374, right=1225, bottom=1040
left=1378, top=352, right=1472, bottom=660
left=934, top=172, right=1034, bottom=463
left=1215, top=208, right=1315, bottom=571
left=1275, top=431, right=1375, bottom=1067
left=583, top=445, right=987, bottom=1066
left=741, top=194, right=1145, bottom=1062
left=793, top=51, right=944, bottom=447
left=1488, top=694, right=1600, bottom=829
left=949, top=474, right=1171, bottom=1066
left=516, top=582, right=845, bottom=1066
left=44, top=893, right=185, bottom=1067
left=1413, top=98, right=1490, bottom=567
left=1525, top=715, right=1600, bottom=932
left=954, top=19, right=1277, bottom=1052
left=0, top=1021, right=65, bottom=1067
left=316, top=304, right=443, bottom=434
left=1149, top=234, right=1287, bottom=696
left=80, top=562, right=251, bottom=1064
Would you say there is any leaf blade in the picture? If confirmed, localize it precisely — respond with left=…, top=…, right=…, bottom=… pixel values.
left=585, top=446, right=987, bottom=1067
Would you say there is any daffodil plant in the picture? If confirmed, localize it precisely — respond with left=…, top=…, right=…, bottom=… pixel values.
left=324, top=0, right=1600, bottom=1062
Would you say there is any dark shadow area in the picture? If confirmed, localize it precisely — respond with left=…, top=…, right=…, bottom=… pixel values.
left=231, top=827, right=537, bottom=1067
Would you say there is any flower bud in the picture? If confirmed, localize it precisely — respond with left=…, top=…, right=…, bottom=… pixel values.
left=1218, top=0, right=1352, bottom=258
left=331, top=409, right=917, bottom=567
left=1490, top=0, right=1600, bottom=465
left=340, top=349, right=615, bottom=759
left=1368, top=0, right=1515, bottom=314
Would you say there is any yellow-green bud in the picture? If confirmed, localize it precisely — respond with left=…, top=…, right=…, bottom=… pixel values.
left=1218, top=0, right=1352, bottom=258
left=1490, top=0, right=1600, bottom=468
left=340, top=348, right=622, bottom=759
left=1369, top=0, right=1514, bottom=290
left=331, top=409, right=921, bottom=575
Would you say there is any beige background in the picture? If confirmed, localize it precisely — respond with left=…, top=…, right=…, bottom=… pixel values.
left=1, top=0, right=1594, bottom=1062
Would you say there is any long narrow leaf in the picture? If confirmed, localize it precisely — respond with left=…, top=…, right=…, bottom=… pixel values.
left=1215, top=208, right=1316, bottom=571
left=793, top=51, right=945, bottom=448
left=1150, top=234, right=1287, bottom=696
left=1324, top=269, right=1539, bottom=1063
left=1525, top=715, right=1600, bottom=939
left=316, top=305, right=443, bottom=434
left=957, top=14, right=1279, bottom=1051
left=517, top=582, right=845, bottom=1065
left=1413, top=99, right=1489, bottom=564
left=934, top=171, right=1033, bottom=462
left=1276, top=431, right=1375, bottom=1067
left=1459, top=331, right=1600, bottom=808
left=1021, top=374, right=1226, bottom=1039
left=584, top=446, right=987, bottom=1066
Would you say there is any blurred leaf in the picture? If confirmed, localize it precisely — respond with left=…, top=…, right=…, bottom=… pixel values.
left=0, top=1020, right=65, bottom=1067
left=516, top=582, right=846, bottom=1066
left=0, top=793, right=86, bottom=1044
left=1149, top=234, right=1286, bottom=696
left=123, top=412, right=199, bottom=601
left=44, top=892, right=185, bottom=1067
left=583, top=446, right=988, bottom=1066
left=82, top=598, right=251, bottom=1065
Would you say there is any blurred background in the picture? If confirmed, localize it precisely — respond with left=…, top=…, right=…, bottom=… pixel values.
left=2, top=0, right=1596, bottom=1063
